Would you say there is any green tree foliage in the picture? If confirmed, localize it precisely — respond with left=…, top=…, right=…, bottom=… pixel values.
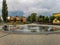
left=0, top=17, right=2, bottom=23
left=27, top=14, right=55, bottom=24
left=30, top=13, right=37, bottom=23
left=44, top=16, right=49, bottom=23
left=49, top=16, right=56, bottom=24
left=57, top=16, right=60, bottom=20
left=27, top=13, right=37, bottom=23
left=38, top=15, right=45, bottom=23
left=2, top=0, right=8, bottom=22
left=27, top=16, right=31, bottom=23
left=38, top=15, right=50, bottom=24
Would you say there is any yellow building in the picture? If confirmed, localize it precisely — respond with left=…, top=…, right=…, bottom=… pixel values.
left=53, top=13, right=60, bottom=17
left=53, top=18, right=60, bottom=24
left=53, top=13, right=60, bottom=24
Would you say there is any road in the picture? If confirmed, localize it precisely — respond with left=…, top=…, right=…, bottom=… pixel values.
left=0, top=31, right=60, bottom=45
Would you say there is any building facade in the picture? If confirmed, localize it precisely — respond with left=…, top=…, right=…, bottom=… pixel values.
left=7, top=16, right=26, bottom=24
left=53, top=13, right=60, bottom=24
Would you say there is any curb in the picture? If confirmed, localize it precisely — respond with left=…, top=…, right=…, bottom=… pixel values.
left=2, top=31, right=60, bottom=35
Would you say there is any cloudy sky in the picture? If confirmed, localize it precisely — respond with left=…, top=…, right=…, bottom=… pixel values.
left=0, top=0, right=60, bottom=16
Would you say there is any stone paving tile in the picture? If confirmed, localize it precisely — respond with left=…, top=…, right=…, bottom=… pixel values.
left=0, top=31, right=10, bottom=38
left=0, top=33, right=60, bottom=45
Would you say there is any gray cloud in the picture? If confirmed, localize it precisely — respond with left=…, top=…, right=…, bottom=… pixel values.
left=0, top=0, right=60, bottom=16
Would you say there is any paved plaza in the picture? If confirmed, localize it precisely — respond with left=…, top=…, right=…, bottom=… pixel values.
left=0, top=31, right=60, bottom=45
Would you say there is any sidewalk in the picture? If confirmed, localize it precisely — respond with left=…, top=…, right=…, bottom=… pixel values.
left=0, top=32, right=60, bottom=45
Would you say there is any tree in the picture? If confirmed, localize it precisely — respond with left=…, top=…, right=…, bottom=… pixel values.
left=0, top=17, right=2, bottom=23
left=38, top=15, right=45, bottom=23
left=44, top=16, right=49, bottom=23
left=49, top=16, right=55, bottom=24
left=30, top=13, right=37, bottom=23
left=2, top=0, right=8, bottom=22
left=38, top=18, right=43, bottom=23
left=57, top=16, right=60, bottom=20
left=27, top=16, right=31, bottom=23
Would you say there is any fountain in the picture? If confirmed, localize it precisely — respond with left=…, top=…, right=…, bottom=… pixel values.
left=3, top=24, right=60, bottom=34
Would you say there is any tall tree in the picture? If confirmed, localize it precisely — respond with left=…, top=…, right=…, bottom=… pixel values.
left=2, top=0, right=8, bottom=22
left=30, top=13, right=37, bottom=23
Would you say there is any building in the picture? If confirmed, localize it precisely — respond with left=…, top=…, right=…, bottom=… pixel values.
left=9, top=16, right=14, bottom=21
left=15, top=16, right=20, bottom=21
left=7, top=16, right=27, bottom=24
left=53, top=13, right=60, bottom=17
left=21, top=17, right=26, bottom=23
left=53, top=13, right=60, bottom=24
left=7, top=16, right=20, bottom=21
left=53, top=18, right=60, bottom=24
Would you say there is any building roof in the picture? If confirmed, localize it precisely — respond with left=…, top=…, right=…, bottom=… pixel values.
left=53, top=13, right=60, bottom=17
